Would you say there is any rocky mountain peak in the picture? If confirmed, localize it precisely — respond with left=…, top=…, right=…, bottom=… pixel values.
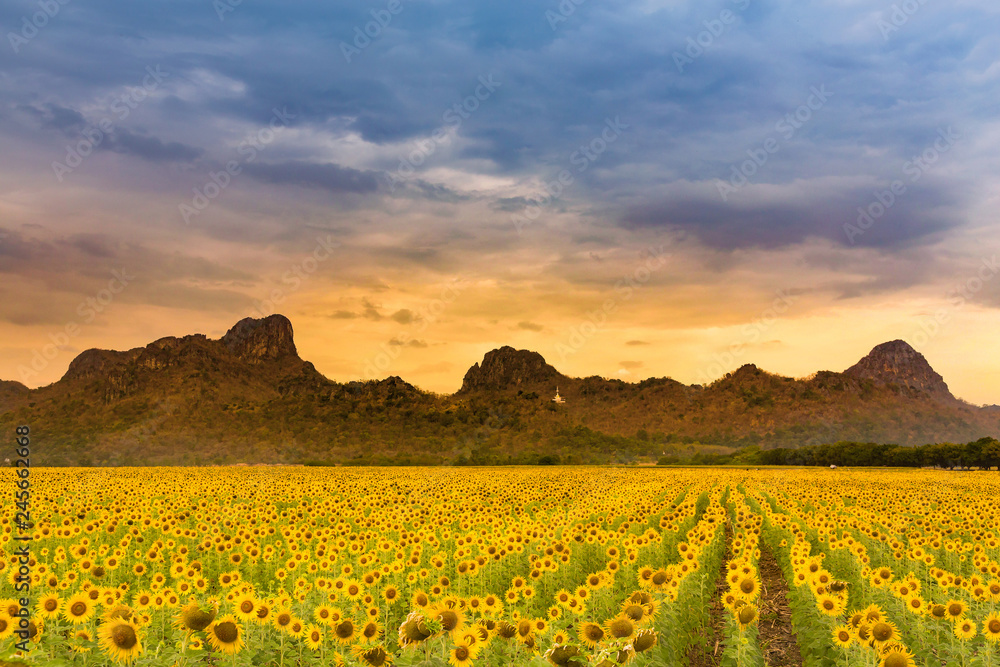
left=459, top=346, right=562, bottom=392
left=731, top=364, right=761, bottom=377
left=222, top=314, right=298, bottom=363
left=844, top=340, right=952, bottom=398
left=63, top=348, right=137, bottom=382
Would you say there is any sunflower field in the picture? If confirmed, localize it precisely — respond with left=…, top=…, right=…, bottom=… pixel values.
left=1, top=467, right=999, bottom=667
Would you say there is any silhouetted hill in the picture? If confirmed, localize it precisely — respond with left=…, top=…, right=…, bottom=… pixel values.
left=1, top=318, right=997, bottom=466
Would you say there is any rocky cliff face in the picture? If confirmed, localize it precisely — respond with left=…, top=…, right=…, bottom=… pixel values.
left=844, top=340, right=953, bottom=398
left=222, top=315, right=298, bottom=362
left=62, top=348, right=140, bottom=382
left=53, top=316, right=304, bottom=404
left=459, top=346, right=563, bottom=392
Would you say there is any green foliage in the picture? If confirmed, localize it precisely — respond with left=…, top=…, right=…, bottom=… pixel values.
left=757, top=436, right=1000, bottom=469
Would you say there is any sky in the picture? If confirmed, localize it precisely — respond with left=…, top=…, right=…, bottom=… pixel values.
left=1, top=0, right=999, bottom=403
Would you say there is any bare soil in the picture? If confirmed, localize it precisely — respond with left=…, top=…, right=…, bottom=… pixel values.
left=755, top=545, right=804, bottom=667
left=686, top=521, right=732, bottom=667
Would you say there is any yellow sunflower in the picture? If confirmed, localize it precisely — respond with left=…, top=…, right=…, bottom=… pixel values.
left=448, top=641, right=478, bottom=667
left=954, top=618, right=976, bottom=640
left=233, top=593, right=257, bottom=622
left=304, top=623, right=324, bottom=650
left=207, top=615, right=244, bottom=655
left=832, top=624, right=854, bottom=648
left=63, top=592, right=96, bottom=624
left=36, top=593, right=61, bottom=619
left=878, top=644, right=915, bottom=667
left=983, top=613, right=1000, bottom=642
left=97, top=618, right=144, bottom=664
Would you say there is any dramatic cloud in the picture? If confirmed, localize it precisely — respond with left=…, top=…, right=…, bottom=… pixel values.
left=242, top=161, right=381, bottom=194
left=1, top=0, right=999, bottom=402
left=104, top=129, right=203, bottom=163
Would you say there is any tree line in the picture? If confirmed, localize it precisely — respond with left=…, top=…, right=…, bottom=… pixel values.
left=664, top=436, right=1000, bottom=469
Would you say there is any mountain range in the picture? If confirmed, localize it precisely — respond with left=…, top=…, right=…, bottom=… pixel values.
left=1, top=314, right=997, bottom=466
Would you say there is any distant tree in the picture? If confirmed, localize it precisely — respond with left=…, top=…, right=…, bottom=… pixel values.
left=886, top=446, right=921, bottom=467
left=975, top=437, right=1000, bottom=470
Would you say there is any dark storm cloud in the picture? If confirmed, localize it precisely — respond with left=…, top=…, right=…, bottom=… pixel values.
left=242, top=161, right=380, bottom=194
left=622, top=180, right=964, bottom=250
left=0, top=0, right=996, bottom=257
left=65, top=234, right=117, bottom=258
left=491, top=197, right=535, bottom=212
left=0, top=227, right=256, bottom=325
left=16, top=103, right=86, bottom=134
left=104, top=128, right=204, bottom=162
left=406, top=181, right=470, bottom=204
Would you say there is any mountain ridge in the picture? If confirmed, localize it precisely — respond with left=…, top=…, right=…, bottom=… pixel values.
left=1, top=315, right=997, bottom=466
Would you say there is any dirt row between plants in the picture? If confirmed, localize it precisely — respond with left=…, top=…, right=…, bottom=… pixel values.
left=755, top=543, right=803, bottom=666
left=686, top=518, right=733, bottom=667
